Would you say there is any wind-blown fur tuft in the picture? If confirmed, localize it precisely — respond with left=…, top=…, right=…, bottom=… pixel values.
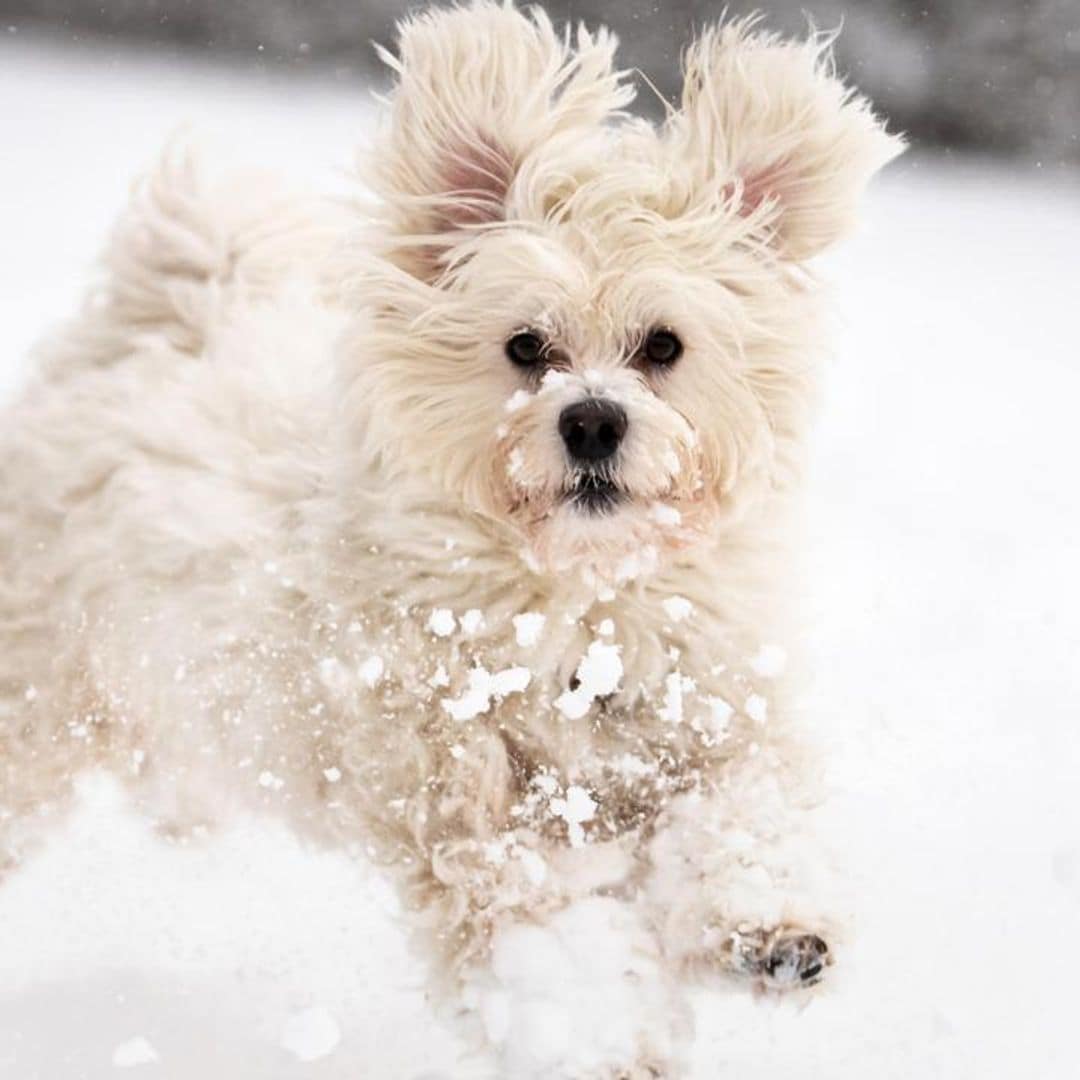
left=368, top=1, right=635, bottom=278
left=668, top=18, right=905, bottom=258
left=0, top=3, right=901, bottom=1074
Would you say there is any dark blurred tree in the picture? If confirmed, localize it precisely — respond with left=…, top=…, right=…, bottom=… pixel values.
left=3, top=0, right=1078, bottom=164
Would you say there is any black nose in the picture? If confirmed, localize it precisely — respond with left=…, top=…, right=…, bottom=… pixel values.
left=558, top=399, right=628, bottom=463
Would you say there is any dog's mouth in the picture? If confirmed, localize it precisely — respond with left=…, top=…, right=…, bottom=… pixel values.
left=564, top=473, right=624, bottom=515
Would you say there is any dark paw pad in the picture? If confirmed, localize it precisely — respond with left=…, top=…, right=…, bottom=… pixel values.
left=761, top=931, right=831, bottom=988
left=725, top=926, right=832, bottom=989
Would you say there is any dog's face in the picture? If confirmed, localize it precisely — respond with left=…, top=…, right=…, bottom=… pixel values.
left=346, top=4, right=901, bottom=582
left=414, top=216, right=777, bottom=582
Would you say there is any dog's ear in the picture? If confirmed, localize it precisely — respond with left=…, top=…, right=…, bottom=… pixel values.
left=666, top=22, right=904, bottom=261
left=370, top=1, right=631, bottom=280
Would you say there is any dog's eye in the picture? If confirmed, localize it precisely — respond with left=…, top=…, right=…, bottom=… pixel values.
left=505, top=331, right=545, bottom=369
left=642, top=328, right=683, bottom=367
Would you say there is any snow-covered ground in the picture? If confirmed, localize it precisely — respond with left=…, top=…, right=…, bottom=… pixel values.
left=2, top=32, right=1079, bottom=1080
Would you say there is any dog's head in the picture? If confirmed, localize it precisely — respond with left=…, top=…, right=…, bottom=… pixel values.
left=344, top=2, right=902, bottom=583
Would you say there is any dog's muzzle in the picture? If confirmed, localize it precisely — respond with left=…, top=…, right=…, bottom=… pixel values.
left=557, top=398, right=627, bottom=514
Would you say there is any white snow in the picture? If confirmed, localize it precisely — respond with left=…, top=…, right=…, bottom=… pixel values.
left=532, top=773, right=559, bottom=797
left=441, top=665, right=531, bottom=721
left=517, top=848, right=548, bottom=887
left=549, top=785, right=598, bottom=848
left=356, top=654, right=384, bottom=688
left=658, top=672, right=693, bottom=725
left=553, top=640, right=624, bottom=718
left=749, top=643, right=787, bottom=678
left=744, top=692, right=769, bottom=725
left=512, top=611, right=546, bottom=648
left=490, top=666, right=532, bottom=697
left=441, top=668, right=495, bottom=721
left=649, top=501, right=682, bottom=526
left=257, top=770, right=284, bottom=791
left=427, top=608, right=456, bottom=637
left=612, top=543, right=659, bottom=583
left=707, top=696, right=735, bottom=733
left=2, top=35, right=1079, bottom=1080
left=574, top=641, right=623, bottom=696
left=279, top=1006, right=341, bottom=1063
left=662, top=594, right=694, bottom=622
left=539, top=370, right=570, bottom=393
left=504, top=389, right=532, bottom=413
left=475, top=897, right=679, bottom=1076
left=506, top=447, right=525, bottom=481
left=111, top=1036, right=159, bottom=1068
left=317, top=656, right=349, bottom=694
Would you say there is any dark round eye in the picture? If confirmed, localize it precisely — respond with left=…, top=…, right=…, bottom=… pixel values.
left=505, top=331, right=545, bottom=368
left=642, top=328, right=683, bottom=367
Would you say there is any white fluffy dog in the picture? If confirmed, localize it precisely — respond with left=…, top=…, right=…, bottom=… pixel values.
left=0, top=3, right=901, bottom=1075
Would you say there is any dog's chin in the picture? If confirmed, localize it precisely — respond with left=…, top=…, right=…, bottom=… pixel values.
left=517, top=488, right=693, bottom=587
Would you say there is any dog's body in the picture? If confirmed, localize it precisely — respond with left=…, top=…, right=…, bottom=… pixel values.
left=0, top=4, right=900, bottom=1075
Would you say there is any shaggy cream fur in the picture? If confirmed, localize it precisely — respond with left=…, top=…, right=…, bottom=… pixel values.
left=0, top=3, right=902, bottom=1075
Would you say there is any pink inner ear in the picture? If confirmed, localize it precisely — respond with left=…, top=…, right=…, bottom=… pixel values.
left=436, top=133, right=516, bottom=229
left=725, top=156, right=792, bottom=218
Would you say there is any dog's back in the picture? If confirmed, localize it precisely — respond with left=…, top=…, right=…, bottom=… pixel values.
left=0, top=147, right=345, bottom=854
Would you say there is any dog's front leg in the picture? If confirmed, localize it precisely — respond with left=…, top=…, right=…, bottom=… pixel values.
left=396, top=821, right=689, bottom=1074
left=402, top=768, right=683, bottom=1073
left=642, top=760, right=839, bottom=992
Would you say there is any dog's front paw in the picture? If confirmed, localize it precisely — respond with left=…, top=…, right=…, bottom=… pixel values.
left=724, top=926, right=832, bottom=989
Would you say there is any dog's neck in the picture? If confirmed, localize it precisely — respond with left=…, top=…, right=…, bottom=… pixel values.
left=305, top=462, right=796, bottom=697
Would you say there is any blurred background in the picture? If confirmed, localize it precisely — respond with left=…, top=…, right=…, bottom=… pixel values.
left=2, top=0, right=1079, bottom=166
